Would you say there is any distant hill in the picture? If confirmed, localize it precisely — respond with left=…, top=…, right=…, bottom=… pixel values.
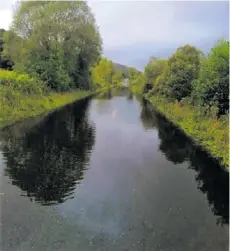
left=113, top=62, right=130, bottom=77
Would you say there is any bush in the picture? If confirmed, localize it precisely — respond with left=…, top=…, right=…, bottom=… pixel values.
left=0, top=70, right=44, bottom=94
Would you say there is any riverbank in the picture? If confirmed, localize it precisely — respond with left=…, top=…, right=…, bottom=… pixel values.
left=145, top=95, right=229, bottom=170
left=0, top=86, right=91, bottom=129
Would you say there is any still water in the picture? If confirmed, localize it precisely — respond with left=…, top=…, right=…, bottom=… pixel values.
left=0, top=90, right=229, bottom=251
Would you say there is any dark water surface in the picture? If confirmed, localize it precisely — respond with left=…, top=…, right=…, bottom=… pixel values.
left=0, top=91, right=229, bottom=251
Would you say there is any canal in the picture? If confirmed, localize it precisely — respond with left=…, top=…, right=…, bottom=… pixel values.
left=0, top=90, right=229, bottom=251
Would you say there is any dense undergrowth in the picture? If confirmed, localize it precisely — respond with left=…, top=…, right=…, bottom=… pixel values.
left=0, top=69, right=91, bottom=128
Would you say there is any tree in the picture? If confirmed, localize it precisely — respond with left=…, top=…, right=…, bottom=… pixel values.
left=166, top=44, right=202, bottom=101
left=112, top=71, right=123, bottom=87
left=192, top=40, right=229, bottom=114
left=3, top=1, right=102, bottom=91
left=91, top=57, right=113, bottom=88
left=91, top=57, right=124, bottom=89
left=128, top=67, right=140, bottom=81
left=0, top=29, right=13, bottom=70
left=144, top=58, right=167, bottom=93
left=129, top=72, right=145, bottom=94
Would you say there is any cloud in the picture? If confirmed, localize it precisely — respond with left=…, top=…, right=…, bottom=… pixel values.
left=88, top=1, right=228, bottom=68
left=88, top=1, right=228, bottom=50
left=0, top=0, right=228, bottom=68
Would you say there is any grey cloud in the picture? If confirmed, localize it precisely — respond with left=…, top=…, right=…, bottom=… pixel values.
left=88, top=1, right=229, bottom=68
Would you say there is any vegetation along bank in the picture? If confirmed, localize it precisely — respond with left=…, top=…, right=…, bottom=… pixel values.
left=0, top=2, right=125, bottom=128
left=128, top=40, right=229, bottom=169
left=0, top=70, right=90, bottom=128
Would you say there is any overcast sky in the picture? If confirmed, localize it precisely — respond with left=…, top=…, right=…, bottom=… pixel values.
left=0, top=1, right=229, bottom=69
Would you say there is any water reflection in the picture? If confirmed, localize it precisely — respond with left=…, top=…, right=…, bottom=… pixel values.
left=140, top=99, right=229, bottom=226
left=126, top=90, right=134, bottom=101
left=1, top=98, right=95, bottom=206
left=96, top=90, right=112, bottom=100
left=140, top=99, right=158, bottom=130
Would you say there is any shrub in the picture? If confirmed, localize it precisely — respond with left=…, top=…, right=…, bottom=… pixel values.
left=0, top=70, right=44, bottom=94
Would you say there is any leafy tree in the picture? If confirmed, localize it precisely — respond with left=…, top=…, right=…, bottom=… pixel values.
left=192, top=40, right=229, bottom=114
left=166, top=44, right=202, bottom=101
left=91, top=57, right=124, bottom=89
left=3, top=1, right=102, bottom=91
left=144, top=58, right=167, bottom=93
left=112, top=71, right=123, bottom=87
left=128, top=67, right=140, bottom=81
left=129, top=72, right=145, bottom=94
left=91, top=57, right=113, bottom=88
left=0, top=29, right=13, bottom=70
left=153, top=62, right=169, bottom=96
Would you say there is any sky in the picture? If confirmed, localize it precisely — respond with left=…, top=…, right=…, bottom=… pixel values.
left=0, top=0, right=229, bottom=69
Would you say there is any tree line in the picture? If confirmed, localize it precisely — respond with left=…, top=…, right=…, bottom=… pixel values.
left=0, top=1, right=103, bottom=92
left=129, top=40, right=229, bottom=116
left=91, top=57, right=125, bottom=89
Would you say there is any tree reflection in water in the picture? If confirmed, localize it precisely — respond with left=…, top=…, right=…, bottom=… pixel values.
left=1, top=98, right=95, bottom=206
left=126, top=90, right=133, bottom=101
left=140, top=99, right=229, bottom=226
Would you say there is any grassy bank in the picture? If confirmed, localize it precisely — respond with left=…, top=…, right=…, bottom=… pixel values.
left=0, top=86, right=91, bottom=128
left=146, top=95, right=229, bottom=169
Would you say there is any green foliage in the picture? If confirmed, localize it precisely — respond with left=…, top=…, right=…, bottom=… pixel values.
left=131, top=40, right=229, bottom=117
left=129, top=72, right=145, bottom=94
left=153, top=62, right=170, bottom=97
left=128, top=67, right=140, bottom=81
left=144, top=59, right=168, bottom=94
left=112, top=71, right=123, bottom=87
left=91, top=58, right=113, bottom=87
left=129, top=40, right=229, bottom=166
left=166, top=44, right=202, bottom=101
left=3, top=1, right=102, bottom=91
left=91, top=57, right=124, bottom=89
left=0, top=85, right=90, bottom=128
left=192, top=40, right=229, bottom=114
left=0, top=70, right=44, bottom=94
left=0, top=29, right=13, bottom=70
